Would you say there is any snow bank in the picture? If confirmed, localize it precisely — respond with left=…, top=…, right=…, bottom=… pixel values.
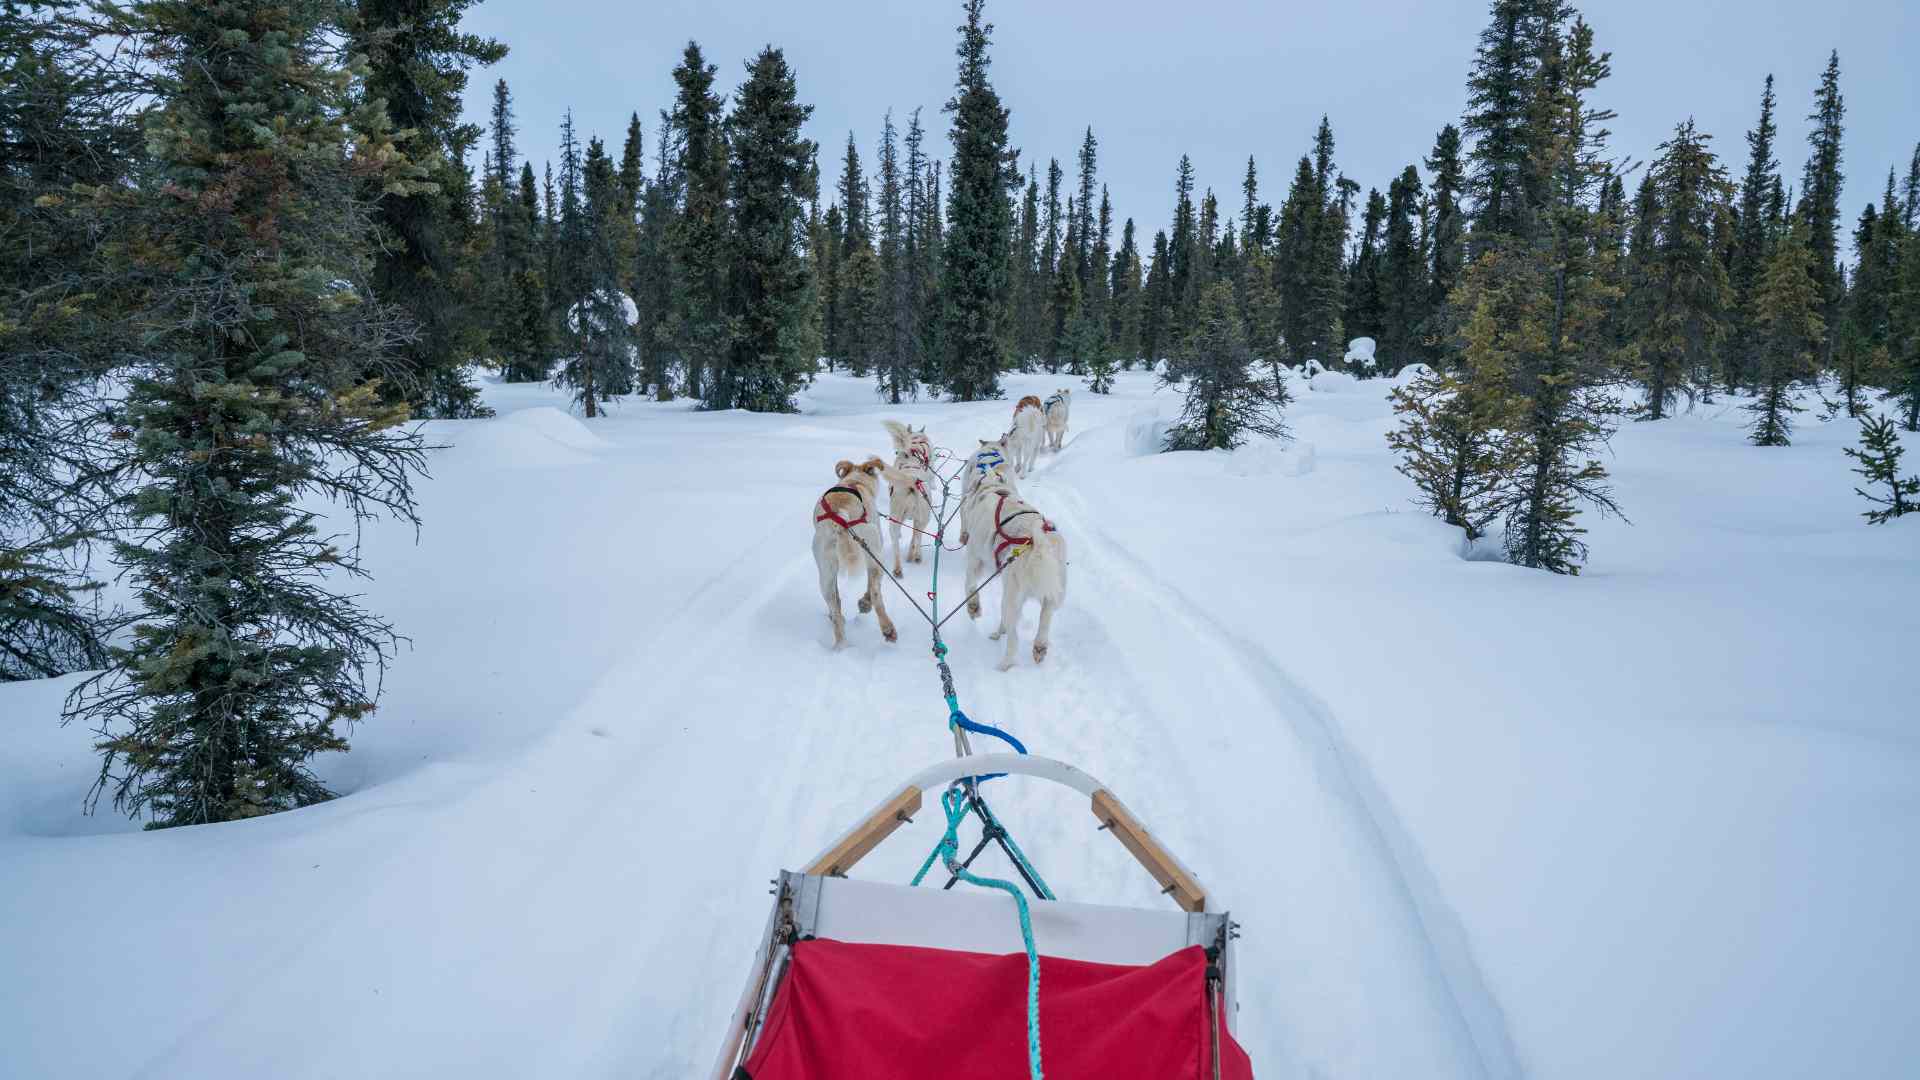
left=1124, top=407, right=1175, bottom=456
left=438, top=405, right=606, bottom=467
left=1308, top=370, right=1362, bottom=394
left=1344, top=337, right=1377, bottom=368
left=1224, top=440, right=1316, bottom=478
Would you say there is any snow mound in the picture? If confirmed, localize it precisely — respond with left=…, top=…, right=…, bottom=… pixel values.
left=1124, top=408, right=1175, bottom=456
left=443, top=406, right=605, bottom=467
left=1345, top=337, right=1377, bottom=368
left=1392, top=363, right=1434, bottom=388
left=1225, top=440, right=1316, bottom=478
left=1309, top=370, right=1362, bottom=394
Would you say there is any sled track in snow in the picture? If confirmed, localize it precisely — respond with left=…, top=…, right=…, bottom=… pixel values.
left=1029, top=449, right=1526, bottom=1080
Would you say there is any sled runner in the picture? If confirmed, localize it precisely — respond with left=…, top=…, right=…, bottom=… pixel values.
left=711, top=753, right=1253, bottom=1079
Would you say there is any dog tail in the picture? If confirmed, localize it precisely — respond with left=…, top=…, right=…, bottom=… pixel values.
left=881, top=419, right=911, bottom=450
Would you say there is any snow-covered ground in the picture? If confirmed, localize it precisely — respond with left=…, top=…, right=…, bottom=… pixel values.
left=3, top=368, right=1916, bottom=1079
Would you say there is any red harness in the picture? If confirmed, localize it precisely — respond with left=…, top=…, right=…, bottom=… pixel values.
left=909, top=444, right=932, bottom=470
left=816, top=485, right=869, bottom=531
left=992, top=492, right=1056, bottom=569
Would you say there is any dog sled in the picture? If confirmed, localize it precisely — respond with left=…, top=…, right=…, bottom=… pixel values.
left=711, top=752, right=1254, bottom=1079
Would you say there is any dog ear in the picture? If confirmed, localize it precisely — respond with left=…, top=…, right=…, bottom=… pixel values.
left=834, top=459, right=854, bottom=479
left=861, top=457, right=884, bottom=476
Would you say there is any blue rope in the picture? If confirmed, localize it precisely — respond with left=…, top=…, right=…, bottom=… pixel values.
left=933, top=787, right=1045, bottom=1080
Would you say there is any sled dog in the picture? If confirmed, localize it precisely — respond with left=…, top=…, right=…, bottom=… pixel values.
left=1042, top=389, right=1071, bottom=452
left=1009, top=396, right=1045, bottom=477
left=961, top=476, right=1066, bottom=669
left=812, top=457, right=896, bottom=650
left=881, top=420, right=936, bottom=575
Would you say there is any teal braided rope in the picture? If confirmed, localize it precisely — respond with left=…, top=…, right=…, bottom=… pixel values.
left=935, top=787, right=1044, bottom=1080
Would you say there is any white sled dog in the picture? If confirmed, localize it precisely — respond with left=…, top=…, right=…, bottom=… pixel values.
left=1042, top=389, right=1071, bottom=452
left=812, top=457, right=897, bottom=649
left=960, top=435, right=1011, bottom=502
left=1008, top=395, right=1046, bottom=476
left=962, top=472, right=1067, bottom=670
left=880, top=420, right=936, bottom=575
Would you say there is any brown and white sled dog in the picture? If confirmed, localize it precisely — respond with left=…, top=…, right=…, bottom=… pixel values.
left=812, top=458, right=897, bottom=649
left=1042, top=389, right=1071, bottom=452
left=961, top=473, right=1066, bottom=669
left=880, top=420, right=936, bottom=575
left=1008, top=396, right=1046, bottom=477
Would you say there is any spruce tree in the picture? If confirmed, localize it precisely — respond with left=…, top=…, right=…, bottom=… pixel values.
left=1141, top=229, right=1171, bottom=365
left=939, top=0, right=1015, bottom=401
left=1746, top=217, right=1824, bottom=445
left=1387, top=366, right=1527, bottom=542
left=1344, top=187, right=1388, bottom=352
left=1488, top=14, right=1626, bottom=575
left=1109, top=217, right=1142, bottom=363
left=1843, top=414, right=1918, bottom=524
left=0, top=0, right=139, bottom=679
left=353, top=0, right=506, bottom=419
left=1904, top=143, right=1920, bottom=232
left=1891, top=230, right=1920, bottom=431
left=1074, top=127, right=1098, bottom=288
left=1631, top=119, right=1734, bottom=420
left=1163, top=282, right=1290, bottom=451
left=721, top=46, right=817, bottom=412
left=1377, top=166, right=1426, bottom=372
left=873, top=110, right=917, bottom=402
left=556, top=137, right=635, bottom=417
left=1464, top=0, right=1551, bottom=247
left=668, top=41, right=730, bottom=403
left=1013, top=169, right=1043, bottom=364
left=1798, top=51, right=1846, bottom=375
left=506, top=162, right=551, bottom=382
left=1167, top=155, right=1199, bottom=344
left=1726, top=74, right=1780, bottom=392
left=1425, top=124, right=1467, bottom=361
left=64, top=0, right=429, bottom=826
left=634, top=115, right=678, bottom=397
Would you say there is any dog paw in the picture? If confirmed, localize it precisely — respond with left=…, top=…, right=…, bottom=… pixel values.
left=857, top=596, right=872, bottom=614
left=996, top=658, right=1016, bottom=672
left=988, top=629, right=1003, bottom=641
left=966, top=602, right=981, bottom=619
left=1032, top=642, right=1049, bottom=664
left=881, top=624, right=898, bottom=643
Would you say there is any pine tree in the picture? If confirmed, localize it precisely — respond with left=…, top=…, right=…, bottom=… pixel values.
left=939, top=0, right=1015, bottom=401
left=1726, top=75, right=1781, bottom=392
left=1344, top=187, right=1388, bottom=353
left=1630, top=119, right=1734, bottom=419
left=1163, top=282, right=1290, bottom=451
left=1013, top=168, right=1043, bottom=364
left=1746, top=217, right=1823, bottom=445
left=506, top=162, right=551, bottom=382
left=1387, top=366, right=1527, bottom=541
left=668, top=41, right=731, bottom=403
left=1843, top=414, right=1918, bottom=523
left=1798, top=52, right=1846, bottom=376
left=721, top=46, right=817, bottom=412
left=1109, top=217, right=1143, bottom=363
left=1904, top=143, right=1920, bottom=231
left=1466, top=13, right=1627, bottom=574
left=1074, top=127, right=1098, bottom=288
left=1425, top=124, right=1467, bottom=360
left=1142, top=229, right=1171, bottom=364
left=1891, top=230, right=1920, bottom=431
left=1167, top=155, right=1198, bottom=344
left=1377, top=166, right=1426, bottom=372
left=634, top=115, right=678, bottom=397
left=353, top=0, right=505, bottom=419
left=874, top=110, right=917, bottom=402
left=0, top=0, right=138, bottom=679
left=1464, top=0, right=1552, bottom=247
left=554, top=137, right=637, bottom=417
left=64, top=0, right=429, bottom=826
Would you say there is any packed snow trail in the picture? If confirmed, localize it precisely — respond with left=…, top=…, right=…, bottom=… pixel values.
left=3, top=371, right=1917, bottom=1079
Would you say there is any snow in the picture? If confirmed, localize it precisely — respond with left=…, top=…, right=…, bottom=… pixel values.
left=1345, top=336, right=1377, bottom=368
left=1308, top=369, right=1363, bottom=393
left=3, top=371, right=1917, bottom=1079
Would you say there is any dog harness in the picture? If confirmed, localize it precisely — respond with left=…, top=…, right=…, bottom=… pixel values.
left=972, top=447, right=1005, bottom=476
left=993, top=492, right=1056, bottom=570
left=815, top=485, right=869, bottom=531
left=1043, top=394, right=1064, bottom=414
left=908, top=444, right=932, bottom=470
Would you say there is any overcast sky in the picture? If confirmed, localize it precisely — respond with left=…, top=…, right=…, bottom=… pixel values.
left=459, top=0, right=1917, bottom=257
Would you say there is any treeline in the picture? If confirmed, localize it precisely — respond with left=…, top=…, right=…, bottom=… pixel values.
left=4, top=0, right=1917, bottom=829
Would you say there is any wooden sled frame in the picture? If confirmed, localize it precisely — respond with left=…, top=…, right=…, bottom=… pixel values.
left=711, top=753, right=1220, bottom=1079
